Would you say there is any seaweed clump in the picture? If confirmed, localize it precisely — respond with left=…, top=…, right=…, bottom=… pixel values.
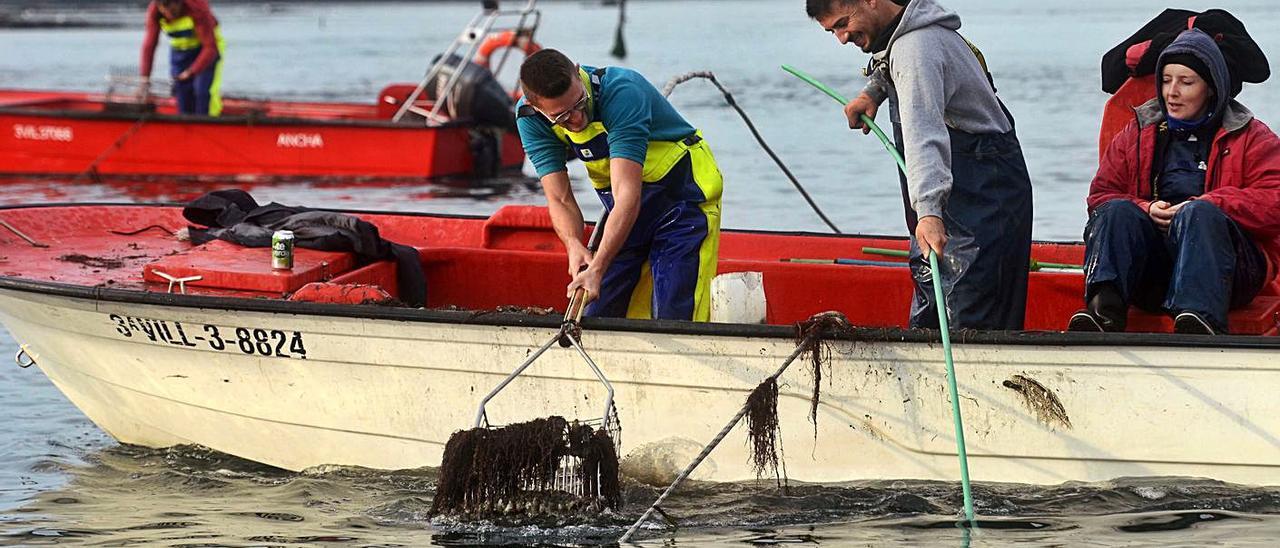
left=743, top=311, right=854, bottom=486
left=1003, top=374, right=1072, bottom=430
left=745, top=377, right=784, bottom=486
left=430, top=416, right=620, bottom=517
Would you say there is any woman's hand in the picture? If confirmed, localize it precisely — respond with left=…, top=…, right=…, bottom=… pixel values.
left=1148, top=200, right=1187, bottom=232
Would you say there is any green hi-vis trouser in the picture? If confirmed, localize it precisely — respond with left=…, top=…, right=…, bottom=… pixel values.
left=547, top=68, right=723, bottom=321
left=159, top=15, right=225, bottom=116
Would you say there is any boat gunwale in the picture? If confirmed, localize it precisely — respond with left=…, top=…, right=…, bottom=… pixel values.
left=0, top=103, right=477, bottom=131
left=1, top=202, right=1275, bottom=351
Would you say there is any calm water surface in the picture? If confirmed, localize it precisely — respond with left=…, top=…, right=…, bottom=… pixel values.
left=2, top=1, right=1280, bottom=545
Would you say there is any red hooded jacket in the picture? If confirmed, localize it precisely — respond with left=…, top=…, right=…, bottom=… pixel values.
left=1088, top=99, right=1280, bottom=294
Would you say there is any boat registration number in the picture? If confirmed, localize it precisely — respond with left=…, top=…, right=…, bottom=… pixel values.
left=108, top=314, right=308, bottom=360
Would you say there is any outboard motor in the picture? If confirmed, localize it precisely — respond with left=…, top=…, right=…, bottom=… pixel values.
left=425, top=54, right=516, bottom=177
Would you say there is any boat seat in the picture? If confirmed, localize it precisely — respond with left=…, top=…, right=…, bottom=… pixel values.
left=423, top=246, right=569, bottom=311
left=1099, top=75, right=1155, bottom=160
left=420, top=230, right=1280, bottom=334
left=1123, top=296, right=1280, bottom=336
left=480, top=205, right=565, bottom=252
left=142, top=239, right=357, bottom=294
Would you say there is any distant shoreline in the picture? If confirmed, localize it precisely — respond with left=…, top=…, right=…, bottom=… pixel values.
left=0, top=0, right=485, bottom=29
left=0, top=0, right=483, bottom=5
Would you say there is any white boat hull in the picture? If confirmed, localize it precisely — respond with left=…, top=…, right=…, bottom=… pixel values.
left=3, top=288, right=1278, bottom=486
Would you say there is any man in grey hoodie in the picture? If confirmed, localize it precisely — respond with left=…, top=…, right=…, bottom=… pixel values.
left=807, top=0, right=1034, bottom=330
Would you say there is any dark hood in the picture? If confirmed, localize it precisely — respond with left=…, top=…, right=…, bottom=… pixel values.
left=1156, top=29, right=1232, bottom=127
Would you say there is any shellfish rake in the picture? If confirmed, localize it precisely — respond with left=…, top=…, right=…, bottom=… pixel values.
left=430, top=211, right=621, bottom=516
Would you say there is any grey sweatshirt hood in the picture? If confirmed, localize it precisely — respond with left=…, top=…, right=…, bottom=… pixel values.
left=861, top=0, right=1014, bottom=222
left=882, top=0, right=960, bottom=53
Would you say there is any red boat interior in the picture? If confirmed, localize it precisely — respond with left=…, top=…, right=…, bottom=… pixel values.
left=0, top=85, right=451, bottom=123
left=1, top=204, right=1276, bottom=335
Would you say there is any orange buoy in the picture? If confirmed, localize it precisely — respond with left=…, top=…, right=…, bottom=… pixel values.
left=474, top=30, right=542, bottom=100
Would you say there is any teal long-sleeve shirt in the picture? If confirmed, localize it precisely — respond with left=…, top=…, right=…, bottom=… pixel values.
left=517, top=65, right=696, bottom=178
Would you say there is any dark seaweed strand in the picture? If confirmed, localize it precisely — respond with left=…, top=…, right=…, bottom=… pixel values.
left=429, top=427, right=483, bottom=515
left=745, top=377, right=782, bottom=483
left=794, top=312, right=855, bottom=437
left=586, top=428, right=622, bottom=509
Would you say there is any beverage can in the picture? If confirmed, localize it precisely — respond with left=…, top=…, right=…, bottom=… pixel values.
left=271, top=230, right=295, bottom=270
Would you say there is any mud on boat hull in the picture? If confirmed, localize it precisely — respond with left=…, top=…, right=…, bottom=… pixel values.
left=3, top=286, right=1277, bottom=486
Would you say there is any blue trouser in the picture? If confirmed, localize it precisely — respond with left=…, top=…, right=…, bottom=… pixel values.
left=170, top=47, right=220, bottom=115
left=1083, top=199, right=1267, bottom=332
left=895, top=122, right=1034, bottom=331
left=586, top=154, right=714, bottom=321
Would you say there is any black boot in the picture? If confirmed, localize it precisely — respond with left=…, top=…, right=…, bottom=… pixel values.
left=1173, top=311, right=1218, bottom=335
left=1068, top=283, right=1127, bottom=332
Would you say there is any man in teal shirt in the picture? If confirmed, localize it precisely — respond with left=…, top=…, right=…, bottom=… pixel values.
left=516, top=49, right=723, bottom=321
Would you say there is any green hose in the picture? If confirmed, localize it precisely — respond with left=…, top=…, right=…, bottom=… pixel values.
left=863, top=247, right=1083, bottom=272
left=930, top=251, right=976, bottom=526
left=781, top=64, right=906, bottom=173
left=785, top=63, right=977, bottom=528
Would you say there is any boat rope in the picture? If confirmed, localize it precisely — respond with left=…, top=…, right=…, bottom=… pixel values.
left=781, top=65, right=906, bottom=172
left=110, top=224, right=176, bottom=237
left=864, top=246, right=1083, bottom=271
left=662, top=71, right=842, bottom=234
left=929, top=252, right=978, bottom=528
left=619, top=311, right=854, bottom=543
left=77, top=113, right=153, bottom=184
left=0, top=218, right=48, bottom=248
left=618, top=339, right=814, bottom=544
left=784, top=64, right=978, bottom=528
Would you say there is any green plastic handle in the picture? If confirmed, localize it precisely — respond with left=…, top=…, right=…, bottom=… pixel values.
left=863, top=247, right=1082, bottom=271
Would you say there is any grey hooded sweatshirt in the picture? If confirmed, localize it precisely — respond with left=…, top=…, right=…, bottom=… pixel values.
left=862, top=0, right=1013, bottom=220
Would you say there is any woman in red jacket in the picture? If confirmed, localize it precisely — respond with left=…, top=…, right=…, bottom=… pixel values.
left=1070, top=28, right=1280, bottom=335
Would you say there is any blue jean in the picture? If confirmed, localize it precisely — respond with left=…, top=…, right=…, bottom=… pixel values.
left=1083, top=199, right=1267, bottom=332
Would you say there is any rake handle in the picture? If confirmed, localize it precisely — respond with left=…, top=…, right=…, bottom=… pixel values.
left=565, top=286, right=588, bottom=325
left=618, top=338, right=815, bottom=543
left=562, top=210, right=610, bottom=327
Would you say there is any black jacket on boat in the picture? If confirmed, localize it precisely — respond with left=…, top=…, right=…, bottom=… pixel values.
left=183, top=189, right=426, bottom=307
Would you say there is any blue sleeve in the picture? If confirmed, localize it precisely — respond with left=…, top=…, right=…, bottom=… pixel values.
left=599, top=78, right=652, bottom=166
left=516, top=109, right=567, bottom=178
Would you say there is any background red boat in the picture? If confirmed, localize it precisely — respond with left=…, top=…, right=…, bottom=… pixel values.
left=0, top=87, right=525, bottom=180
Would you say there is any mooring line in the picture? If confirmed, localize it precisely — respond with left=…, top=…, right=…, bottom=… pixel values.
left=662, top=71, right=843, bottom=234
